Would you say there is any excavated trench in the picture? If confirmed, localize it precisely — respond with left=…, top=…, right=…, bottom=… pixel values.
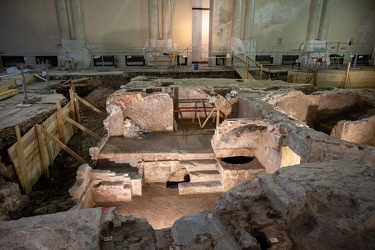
left=4, top=72, right=245, bottom=219
left=313, top=103, right=375, bottom=135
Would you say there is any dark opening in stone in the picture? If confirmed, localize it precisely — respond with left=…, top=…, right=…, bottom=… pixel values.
left=166, top=174, right=190, bottom=188
left=221, top=156, right=254, bottom=164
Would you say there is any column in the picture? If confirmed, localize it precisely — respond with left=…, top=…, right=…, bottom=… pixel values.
left=55, top=0, right=71, bottom=40
left=208, top=0, right=215, bottom=65
left=70, top=0, right=85, bottom=40
left=243, top=0, right=255, bottom=40
left=317, top=0, right=332, bottom=41
left=148, top=0, right=159, bottom=40
left=162, top=0, right=173, bottom=40
left=306, top=0, right=321, bottom=41
left=231, top=0, right=243, bottom=38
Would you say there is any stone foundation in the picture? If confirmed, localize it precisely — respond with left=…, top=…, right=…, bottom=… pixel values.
left=69, top=164, right=142, bottom=209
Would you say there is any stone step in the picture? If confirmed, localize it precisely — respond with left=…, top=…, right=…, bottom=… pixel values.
left=258, top=173, right=306, bottom=220
left=180, top=159, right=218, bottom=172
left=92, top=181, right=132, bottom=203
left=178, top=181, right=224, bottom=195
left=189, top=170, right=221, bottom=183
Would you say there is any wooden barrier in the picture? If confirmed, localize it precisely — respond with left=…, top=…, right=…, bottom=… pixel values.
left=8, top=100, right=75, bottom=193
left=7, top=88, right=104, bottom=194
left=287, top=69, right=375, bottom=88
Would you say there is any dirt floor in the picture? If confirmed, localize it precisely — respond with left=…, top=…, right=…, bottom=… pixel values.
left=97, top=183, right=223, bottom=230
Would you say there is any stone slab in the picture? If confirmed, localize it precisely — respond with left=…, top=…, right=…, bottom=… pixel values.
left=178, top=181, right=224, bottom=195
left=189, top=170, right=221, bottom=182
left=0, top=208, right=102, bottom=250
left=172, top=210, right=240, bottom=249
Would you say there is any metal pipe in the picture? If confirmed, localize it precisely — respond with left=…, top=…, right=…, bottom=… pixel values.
left=317, top=0, right=332, bottom=41
left=306, top=0, right=321, bottom=41
left=70, top=0, right=85, bottom=40
left=148, top=0, right=159, bottom=40
left=55, top=0, right=71, bottom=40
left=231, top=0, right=243, bottom=38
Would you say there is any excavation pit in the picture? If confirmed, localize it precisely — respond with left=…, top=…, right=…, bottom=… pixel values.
left=275, top=90, right=375, bottom=146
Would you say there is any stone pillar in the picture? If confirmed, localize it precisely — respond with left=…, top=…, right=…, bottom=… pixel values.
left=231, top=0, right=243, bottom=38
left=148, top=0, right=159, bottom=40
left=243, top=0, right=254, bottom=40
left=317, top=0, right=332, bottom=41
left=306, top=0, right=321, bottom=41
left=162, top=0, right=173, bottom=40
left=70, top=0, right=85, bottom=40
left=208, top=0, right=215, bottom=65
left=55, top=0, right=71, bottom=40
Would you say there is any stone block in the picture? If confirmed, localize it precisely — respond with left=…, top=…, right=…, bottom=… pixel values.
left=172, top=211, right=238, bottom=248
left=189, top=170, right=221, bottom=183
left=92, top=181, right=131, bottom=203
left=178, top=181, right=224, bottom=195
left=331, top=116, right=375, bottom=146
left=131, top=177, right=142, bottom=196
left=212, top=119, right=267, bottom=158
left=143, top=161, right=180, bottom=183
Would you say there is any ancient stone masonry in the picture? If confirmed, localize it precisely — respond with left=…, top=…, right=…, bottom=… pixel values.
left=331, top=116, right=375, bottom=146
left=258, top=159, right=375, bottom=250
left=104, top=90, right=174, bottom=137
left=0, top=182, right=30, bottom=221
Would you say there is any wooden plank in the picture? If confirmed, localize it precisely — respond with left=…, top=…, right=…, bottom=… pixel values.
left=14, top=125, right=28, bottom=193
left=22, top=138, right=39, bottom=160
left=74, top=93, right=105, bottom=115
left=71, top=77, right=89, bottom=84
left=36, top=125, right=50, bottom=177
left=74, top=91, right=81, bottom=125
left=0, top=78, right=16, bottom=89
left=56, top=99, right=66, bottom=144
left=0, top=88, right=19, bottom=100
left=43, top=124, right=55, bottom=167
left=38, top=125, right=86, bottom=164
left=69, top=89, right=78, bottom=133
left=7, top=100, right=84, bottom=194
left=235, top=68, right=255, bottom=80
left=62, top=114, right=101, bottom=139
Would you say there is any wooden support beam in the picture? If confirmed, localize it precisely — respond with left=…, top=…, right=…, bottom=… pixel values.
left=43, top=124, right=54, bottom=167
left=69, top=89, right=78, bottom=133
left=56, top=99, right=66, bottom=144
left=73, top=89, right=82, bottom=125
left=35, top=125, right=50, bottom=177
left=62, top=114, right=101, bottom=139
left=34, top=74, right=47, bottom=82
left=344, top=63, right=351, bottom=89
left=74, top=93, right=105, bottom=115
left=61, top=79, right=72, bottom=85
left=14, top=125, right=27, bottom=191
left=201, top=108, right=216, bottom=128
left=37, top=125, right=86, bottom=164
left=71, top=77, right=89, bottom=84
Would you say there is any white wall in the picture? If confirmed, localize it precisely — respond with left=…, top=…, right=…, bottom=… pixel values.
left=0, top=0, right=60, bottom=53
left=0, top=0, right=374, bottom=55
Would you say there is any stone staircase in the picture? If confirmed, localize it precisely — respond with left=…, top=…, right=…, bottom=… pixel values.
left=178, top=159, right=224, bottom=195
